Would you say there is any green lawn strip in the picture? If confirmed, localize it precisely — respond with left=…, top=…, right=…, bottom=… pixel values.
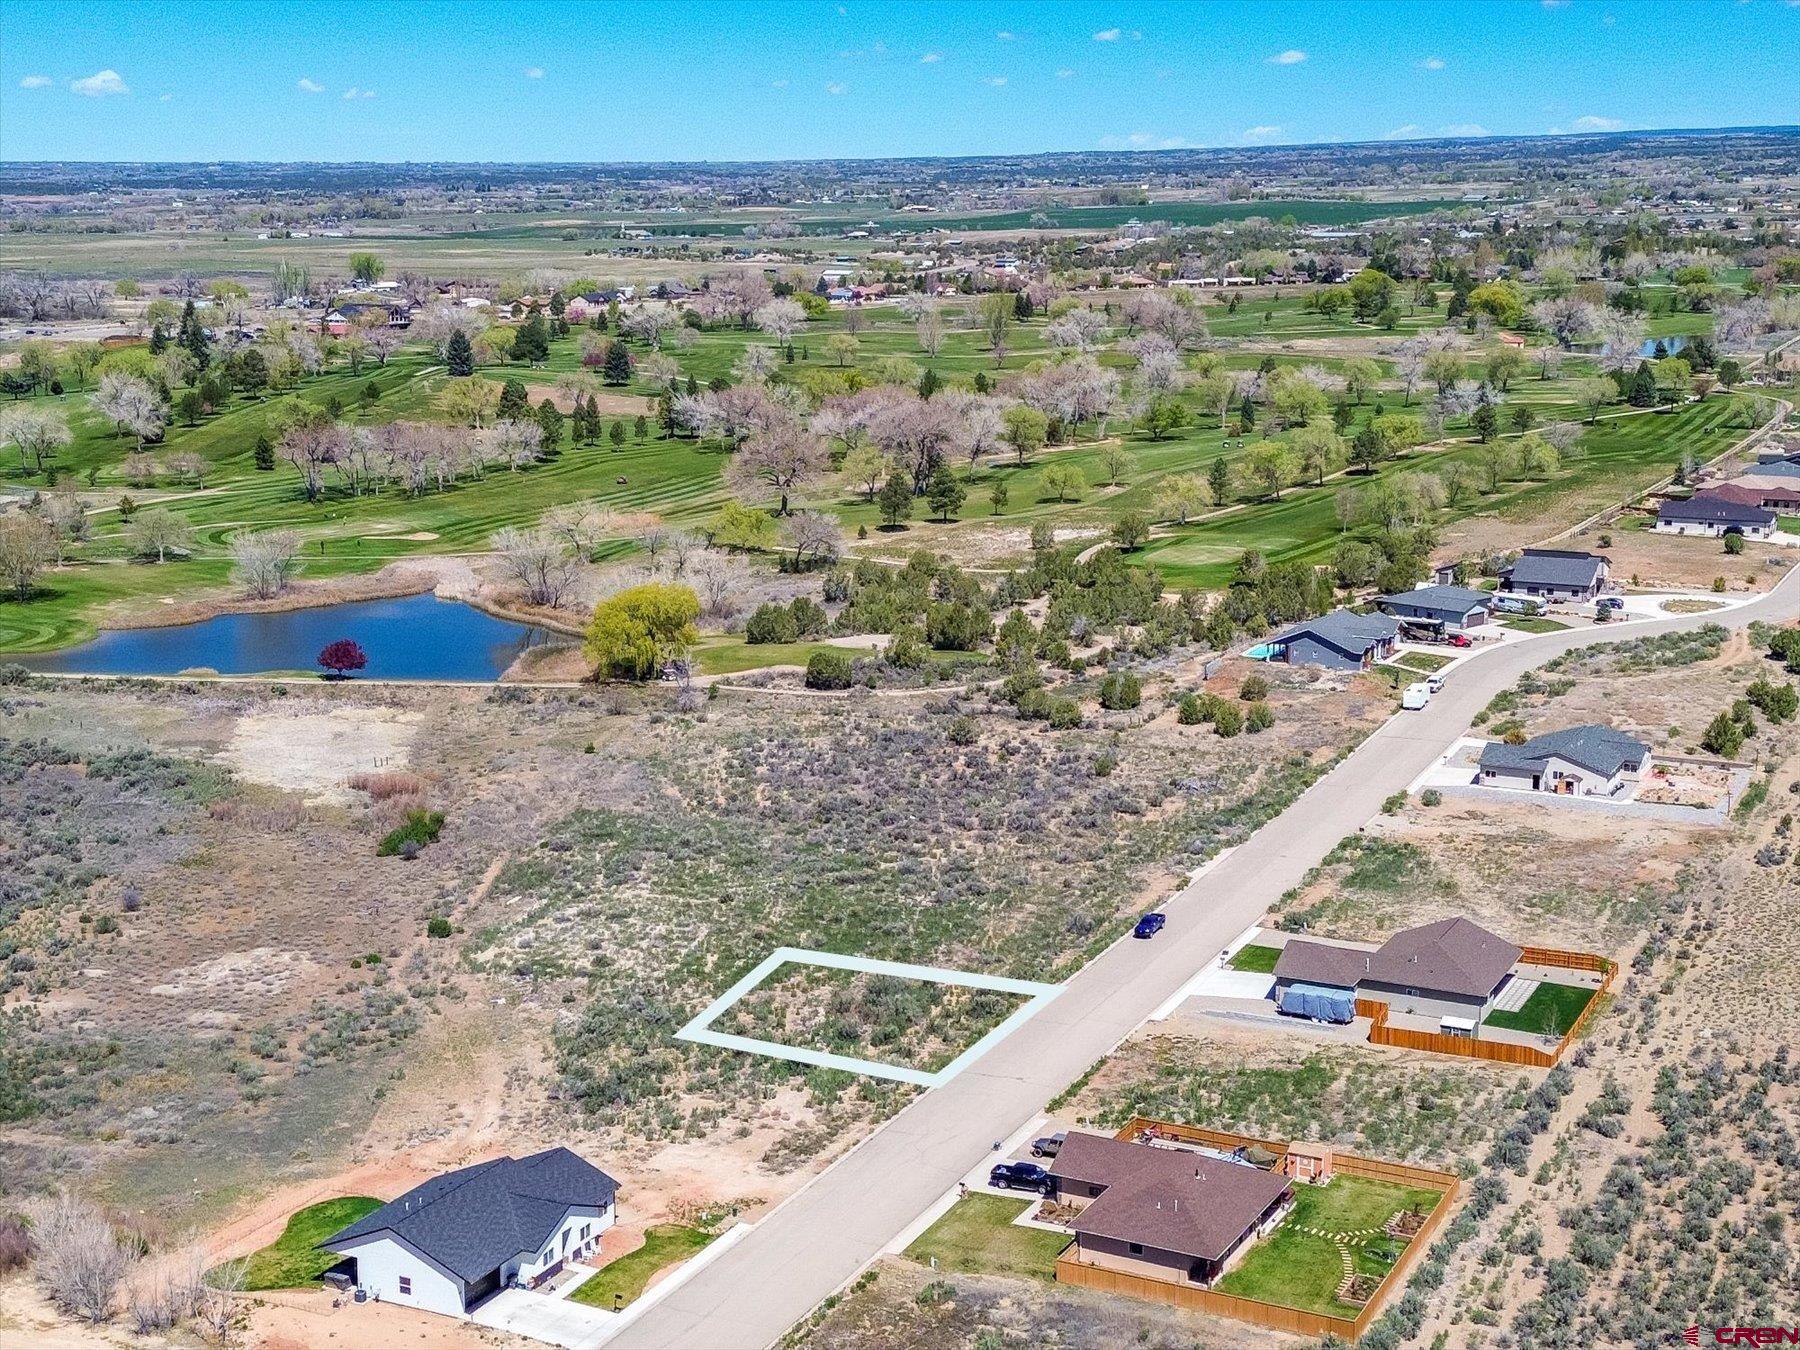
left=693, top=637, right=841, bottom=675
left=1483, top=980, right=1597, bottom=1037
left=568, top=1224, right=713, bottom=1309
left=902, top=1195, right=1070, bottom=1281
left=1393, top=651, right=1453, bottom=672
left=1228, top=943, right=1283, bottom=973
left=223, top=1196, right=382, bottom=1290
left=1501, top=616, right=1572, bottom=633
left=1782, top=515, right=1800, bottom=535
left=1214, top=1176, right=1443, bottom=1317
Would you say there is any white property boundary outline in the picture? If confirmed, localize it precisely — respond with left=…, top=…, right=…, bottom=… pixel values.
left=675, top=946, right=1062, bottom=1088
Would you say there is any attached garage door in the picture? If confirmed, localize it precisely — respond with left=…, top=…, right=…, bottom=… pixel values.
left=463, top=1267, right=501, bottom=1311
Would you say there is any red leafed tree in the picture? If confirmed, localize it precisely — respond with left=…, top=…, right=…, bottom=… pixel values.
left=318, top=638, right=368, bottom=678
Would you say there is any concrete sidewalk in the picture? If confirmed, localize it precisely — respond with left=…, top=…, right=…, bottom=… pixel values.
left=608, top=563, right=1800, bottom=1350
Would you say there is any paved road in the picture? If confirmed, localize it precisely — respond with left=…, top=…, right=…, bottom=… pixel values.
left=612, top=572, right=1800, bottom=1350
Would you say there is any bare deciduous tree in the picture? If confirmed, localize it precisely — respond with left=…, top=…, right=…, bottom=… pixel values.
left=23, top=1195, right=131, bottom=1324
left=228, top=529, right=302, bottom=599
left=492, top=526, right=581, bottom=607
left=0, top=513, right=57, bottom=599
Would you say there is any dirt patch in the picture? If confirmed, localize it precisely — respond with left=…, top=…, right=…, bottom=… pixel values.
left=219, top=705, right=422, bottom=803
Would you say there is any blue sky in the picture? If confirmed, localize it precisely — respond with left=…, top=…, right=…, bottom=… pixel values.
left=2, top=0, right=1796, bottom=163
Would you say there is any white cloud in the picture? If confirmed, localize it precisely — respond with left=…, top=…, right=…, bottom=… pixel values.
left=826, top=81, right=848, bottom=95
left=1438, top=122, right=1490, bottom=137
left=996, top=29, right=1015, bottom=40
left=159, top=93, right=173, bottom=102
left=983, top=75, right=1007, bottom=86
left=1056, top=67, right=1075, bottom=79
left=1093, top=27, right=1121, bottom=40
left=19, top=74, right=53, bottom=89
left=1269, top=49, right=1307, bottom=65
left=920, top=51, right=942, bottom=63
left=342, top=86, right=375, bottom=100
left=1571, top=114, right=1624, bottom=131
left=1244, top=124, right=1284, bottom=139
left=1542, top=0, right=1570, bottom=8
left=524, top=66, right=545, bottom=79
left=1384, top=124, right=1425, bottom=139
left=71, top=69, right=128, bottom=97
left=297, top=77, right=325, bottom=92
left=770, top=78, right=789, bottom=88
left=1100, top=132, right=1188, bottom=151
left=1419, top=56, right=1446, bottom=70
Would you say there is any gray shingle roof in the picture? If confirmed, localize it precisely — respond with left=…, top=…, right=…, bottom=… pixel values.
left=1273, top=608, right=1399, bottom=655
left=1365, top=917, right=1522, bottom=1000
left=1477, top=724, right=1650, bottom=780
left=1503, top=549, right=1606, bottom=590
left=1657, top=494, right=1776, bottom=526
left=321, top=1149, right=618, bottom=1283
left=1734, top=460, right=1800, bottom=480
left=1273, top=939, right=1369, bottom=989
left=1375, top=584, right=1494, bottom=618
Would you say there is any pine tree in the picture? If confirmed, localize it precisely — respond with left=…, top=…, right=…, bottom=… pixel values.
left=1208, top=456, right=1231, bottom=503
left=498, top=378, right=530, bottom=422
left=179, top=299, right=210, bottom=371
left=149, top=321, right=169, bottom=355
left=253, top=434, right=275, bottom=471
left=536, top=399, right=564, bottom=448
left=603, top=341, right=633, bottom=386
left=585, top=395, right=603, bottom=443
left=514, top=311, right=551, bottom=365
left=917, top=367, right=941, bottom=400
left=609, top=421, right=627, bottom=448
left=446, top=330, right=474, bottom=377
left=1627, top=360, right=1659, bottom=408
left=1239, top=394, right=1256, bottom=429
left=877, top=469, right=913, bottom=528
left=634, top=414, right=649, bottom=441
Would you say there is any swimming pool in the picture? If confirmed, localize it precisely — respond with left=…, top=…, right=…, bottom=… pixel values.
left=1244, top=643, right=1279, bottom=661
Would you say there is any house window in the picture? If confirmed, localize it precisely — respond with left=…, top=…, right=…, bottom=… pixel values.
left=1128, top=1242, right=1144, bottom=1255
left=398, top=1276, right=412, bottom=1296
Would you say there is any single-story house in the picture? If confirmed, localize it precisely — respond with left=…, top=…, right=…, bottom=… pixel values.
left=1721, top=472, right=1800, bottom=510
left=1275, top=917, right=1524, bottom=1028
left=1049, top=1133, right=1293, bottom=1288
left=1359, top=916, right=1523, bottom=1025
left=1655, top=492, right=1777, bottom=537
left=1477, top=723, right=1651, bottom=797
left=1374, top=583, right=1494, bottom=631
left=319, top=1148, right=618, bottom=1319
left=1499, top=549, right=1609, bottom=601
left=1267, top=609, right=1400, bottom=671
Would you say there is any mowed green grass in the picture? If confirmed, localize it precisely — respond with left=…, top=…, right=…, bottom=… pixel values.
left=1214, top=1176, right=1443, bottom=1317
left=1229, top=943, right=1283, bottom=973
left=222, top=1195, right=382, bottom=1290
left=0, top=295, right=1752, bottom=655
left=902, top=1194, right=1070, bottom=1281
left=1483, top=980, right=1597, bottom=1037
left=569, top=1224, right=713, bottom=1309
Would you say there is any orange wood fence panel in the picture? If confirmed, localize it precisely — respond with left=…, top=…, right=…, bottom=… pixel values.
left=1055, top=1255, right=1362, bottom=1340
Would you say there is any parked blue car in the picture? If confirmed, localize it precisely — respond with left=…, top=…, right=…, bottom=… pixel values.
left=1133, top=912, right=1167, bottom=939
left=989, top=1162, right=1050, bottom=1193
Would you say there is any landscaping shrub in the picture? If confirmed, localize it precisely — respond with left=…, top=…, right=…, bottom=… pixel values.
left=804, top=650, right=853, bottom=690
left=1723, top=532, right=1745, bottom=555
left=1177, top=692, right=1204, bottom=724
left=1420, top=788, right=1442, bottom=807
left=1097, top=671, right=1142, bottom=710
left=1239, top=672, right=1270, bottom=701
left=378, top=809, right=445, bottom=857
left=1245, top=701, right=1275, bottom=733
left=745, top=602, right=798, bottom=645
left=1213, top=702, right=1243, bottom=737
left=1381, top=790, right=1407, bottom=815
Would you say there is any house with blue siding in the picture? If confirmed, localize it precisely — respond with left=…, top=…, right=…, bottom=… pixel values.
left=1266, top=609, right=1400, bottom=671
left=1374, top=584, right=1494, bottom=631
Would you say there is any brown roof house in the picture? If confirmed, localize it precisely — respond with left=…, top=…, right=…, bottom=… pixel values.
left=1273, top=918, right=1523, bottom=1031
left=1048, top=1134, right=1293, bottom=1288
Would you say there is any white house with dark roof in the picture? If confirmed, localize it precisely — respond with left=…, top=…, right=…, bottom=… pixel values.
left=1477, top=724, right=1651, bottom=797
left=320, top=1148, right=618, bottom=1318
left=1654, top=493, right=1777, bottom=538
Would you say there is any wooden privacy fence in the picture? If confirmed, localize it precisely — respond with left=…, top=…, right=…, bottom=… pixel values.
left=1362, top=946, right=1616, bottom=1068
left=1062, top=1120, right=1460, bottom=1341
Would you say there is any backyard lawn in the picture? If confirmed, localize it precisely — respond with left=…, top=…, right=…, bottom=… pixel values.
left=902, top=1194, right=1070, bottom=1281
left=1228, top=943, right=1283, bottom=973
left=1393, top=650, right=1453, bottom=673
left=1484, top=980, right=1598, bottom=1037
left=569, top=1224, right=713, bottom=1309
left=1214, top=1175, right=1444, bottom=1318
left=225, top=1195, right=382, bottom=1290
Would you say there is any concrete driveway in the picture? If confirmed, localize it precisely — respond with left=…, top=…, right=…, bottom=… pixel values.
left=610, top=561, right=1800, bottom=1350
left=470, top=1288, right=616, bottom=1350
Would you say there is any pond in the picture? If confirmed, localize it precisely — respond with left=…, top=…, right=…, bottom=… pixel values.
left=16, top=593, right=565, bottom=681
left=1599, top=334, right=1689, bottom=359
